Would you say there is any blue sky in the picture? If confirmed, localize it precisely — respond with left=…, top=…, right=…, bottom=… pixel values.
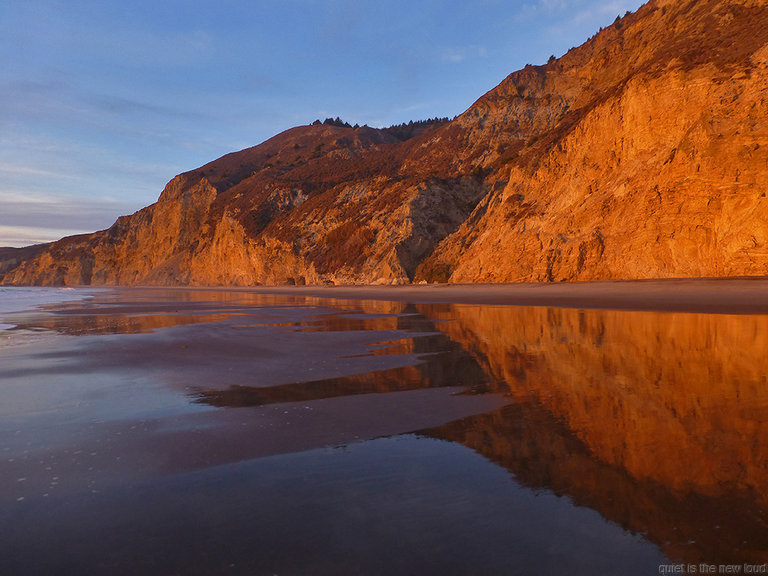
left=1, top=0, right=644, bottom=247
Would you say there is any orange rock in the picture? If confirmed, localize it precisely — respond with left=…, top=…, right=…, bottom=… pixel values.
left=4, top=0, right=768, bottom=286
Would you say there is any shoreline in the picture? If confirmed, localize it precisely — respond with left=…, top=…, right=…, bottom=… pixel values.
left=5, top=277, right=768, bottom=315
left=2, top=279, right=767, bottom=572
left=115, top=277, right=768, bottom=315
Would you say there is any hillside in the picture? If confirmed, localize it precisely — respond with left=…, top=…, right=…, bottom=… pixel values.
left=420, top=0, right=768, bottom=282
left=3, top=0, right=768, bottom=286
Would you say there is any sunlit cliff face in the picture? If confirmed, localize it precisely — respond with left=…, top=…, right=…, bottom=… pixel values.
left=7, top=2, right=768, bottom=287
left=419, top=303, right=768, bottom=564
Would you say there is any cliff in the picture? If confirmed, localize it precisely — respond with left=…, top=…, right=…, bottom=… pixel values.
left=4, top=0, right=768, bottom=286
left=1, top=122, right=492, bottom=286
left=421, top=0, right=768, bottom=282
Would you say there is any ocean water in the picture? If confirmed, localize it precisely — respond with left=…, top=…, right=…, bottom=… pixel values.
left=0, top=286, right=97, bottom=329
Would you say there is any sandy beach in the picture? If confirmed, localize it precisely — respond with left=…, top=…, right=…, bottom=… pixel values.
left=2, top=281, right=768, bottom=574
left=193, top=277, right=768, bottom=314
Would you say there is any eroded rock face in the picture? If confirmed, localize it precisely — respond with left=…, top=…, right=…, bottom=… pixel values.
left=4, top=0, right=768, bottom=286
left=421, top=0, right=768, bottom=282
left=1, top=121, right=492, bottom=286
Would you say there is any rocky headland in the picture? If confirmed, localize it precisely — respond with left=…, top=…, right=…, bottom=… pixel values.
left=3, top=0, right=768, bottom=286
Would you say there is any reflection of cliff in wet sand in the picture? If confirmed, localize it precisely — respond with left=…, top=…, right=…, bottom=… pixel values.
left=12, top=294, right=490, bottom=404
left=0, top=291, right=507, bottom=494
left=418, top=304, right=768, bottom=564
left=194, top=332, right=490, bottom=408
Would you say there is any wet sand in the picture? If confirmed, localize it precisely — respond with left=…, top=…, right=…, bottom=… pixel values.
left=4, top=281, right=768, bottom=574
left=236, top=277, right=768, bottom=314
left=0, top=292, right=506, bottom=475
left=2, top=290, right=536, bottom=575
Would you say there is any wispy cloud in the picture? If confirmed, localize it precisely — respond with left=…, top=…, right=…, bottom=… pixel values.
left=0, top=190, right=143, bottom=246
left=88, top=94, right=207, bottom=120
left=0, top=225, right=93, bottom=247
left=440, top=45, right=489, bottom=64
left=0, top=189, right=136, bottom=209
left=0, top=162, right=77, bottom=180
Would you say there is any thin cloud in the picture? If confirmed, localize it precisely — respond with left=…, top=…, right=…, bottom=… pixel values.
left=441, top=45, right=489, bottom=64
left=0, top=79, right=78, bottom=125
left=89, top=94, right=208, bottom=120
left=0, top=189, right=137, bottom=210
left=0, top=163, right=76, bottom=179
left=0, top=192, right=143, bottom=247
left=0, top=225, right=94, bottom=247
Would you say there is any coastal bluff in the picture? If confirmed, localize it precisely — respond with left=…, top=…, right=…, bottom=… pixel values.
left=4, top=0, right=768, bottom=286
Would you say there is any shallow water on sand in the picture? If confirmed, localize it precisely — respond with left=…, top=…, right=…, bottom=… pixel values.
left=1, top=287, right=767, bottom=574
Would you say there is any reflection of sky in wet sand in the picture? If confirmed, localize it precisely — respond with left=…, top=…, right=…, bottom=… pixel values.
left=3, top=287, right=766, bottom=573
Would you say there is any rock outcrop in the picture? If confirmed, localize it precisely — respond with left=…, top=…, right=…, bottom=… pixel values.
left=4, top=0, right=768, bottom=286
left=1, top=121, right=490, bottom=286
left=420, top=0, right=768, bottom=282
